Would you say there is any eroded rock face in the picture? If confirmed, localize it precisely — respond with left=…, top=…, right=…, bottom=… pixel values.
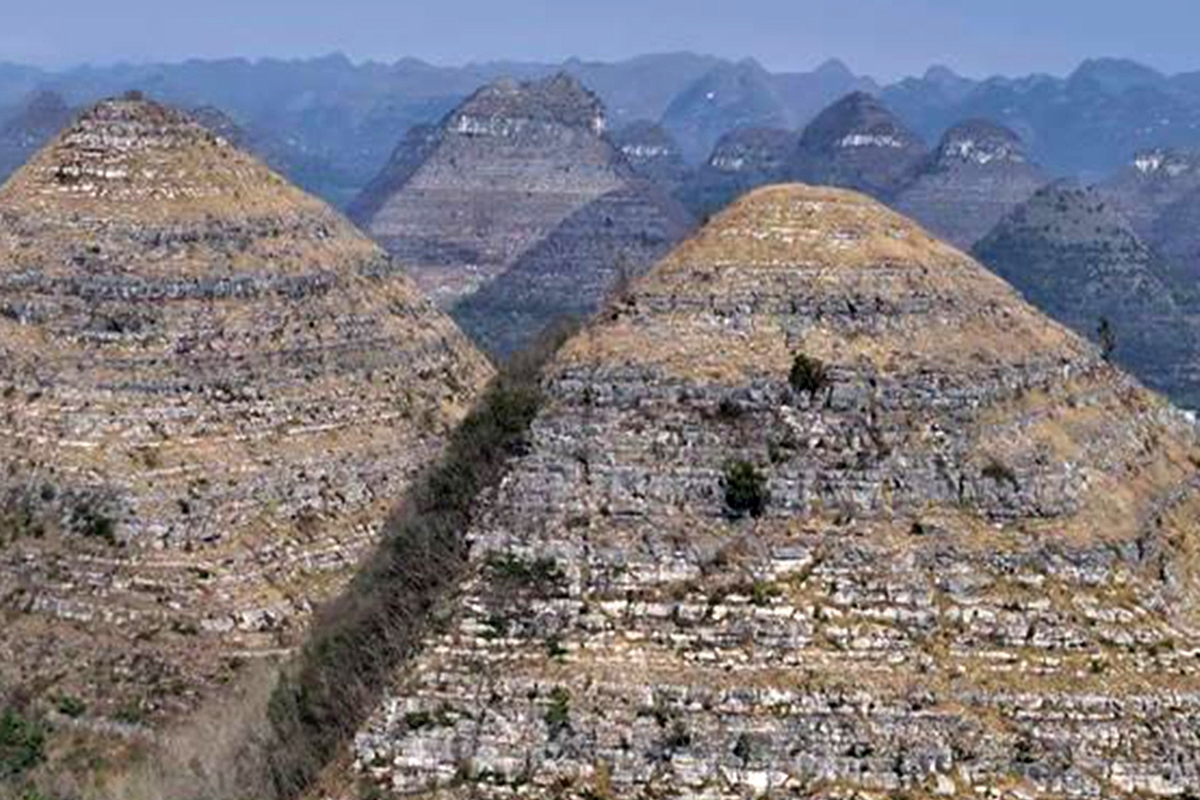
left=348, top=185, right=1200, bottom=800
left=678, top=126, right=797, bottom=220
left=792, top=92, right=927, bottom=201
left=0, top=95, right=494, bottom=721
left=973, top=181, right=1200, bottom=408
left=893, top=119, right=1049, bottom=249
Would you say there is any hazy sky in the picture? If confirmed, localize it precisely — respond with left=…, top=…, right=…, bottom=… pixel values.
left=4, top=0, right=1199, bottom=80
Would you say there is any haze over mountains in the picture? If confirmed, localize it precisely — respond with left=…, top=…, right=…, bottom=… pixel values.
left=7, top=52, right=1200, bottom=211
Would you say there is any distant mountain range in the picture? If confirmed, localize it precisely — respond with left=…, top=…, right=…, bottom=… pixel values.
left=6, top=52, right=1200, bottom=208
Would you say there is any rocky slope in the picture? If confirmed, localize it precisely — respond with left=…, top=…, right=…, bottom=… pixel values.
left=892, top=119, right=1049, bottom=249
left=792, top=92, right=927, bottom=201
left=452, top=180, right=693, bottom=359
left=346, top=184, right=1200, bottom=799
left=1101, top=147, right=1200, bottom=243
left=349, top=74, right=691, bottom=355
left=612, top=120, right=690, bottom=194
left=0, top=90, right=74, bottom=183
left=973, top=181, right=1200, bottom=407
left=0, top=94, right=493, bottom=723
left=676, top=127, right=797, bottom=221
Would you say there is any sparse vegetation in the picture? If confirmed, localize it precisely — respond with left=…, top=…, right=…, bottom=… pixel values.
left=981, top=459, right=1019, bottom=490
left=247, top=319, right=578, bottom=799
left=1098, top=317, right=1116, bottom=362
left=788, top=353, right=829, bottom=397
left=723, top=460, right=769, bottom=518
left=0, top=709, right=45, bottom=780
left=544, top=687, right=571, bottom=739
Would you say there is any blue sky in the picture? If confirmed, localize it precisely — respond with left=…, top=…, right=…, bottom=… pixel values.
left=4, top=0, right=1199, bottom=80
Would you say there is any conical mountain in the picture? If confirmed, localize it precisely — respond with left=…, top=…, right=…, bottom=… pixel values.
left=0, top=89, right=74, bottom=182
left=349, top=74, right=692, bottom=354
left=1154, top=184, right=1200, bottom=280
left=892, top=118, right=1049, bottom=248
left=677, top=125, right=797, bottom=219
left=973, top=180, right=1200, bottom=407
left=348, top=74, right=626, bottom=307
left=1101, top=147, right=1200, bottom=243
left=351, top=185, right=1200, bottom=798
left=792, top=91, right=927, bottom=200
left=660, top=58, right=790, bottom=165
left=0, top=94, right=493, bottom=721
left=612, top=119, right=690, bottom=193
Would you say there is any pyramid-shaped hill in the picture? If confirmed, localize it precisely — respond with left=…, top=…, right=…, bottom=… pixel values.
left=892, top=118, right=1049, bottom=248
left=0, top=95, right=494, bottom=722
left=348, top=74, right=688, bottom=315
left=1101, top=147, right=1200, bottom=244
left=791, top=91, right=927, bottom=201
left=973, top=181, right=1200, bottom=408
left=678, top=126, right=797, bottom=219
left=451, top=179, right=693, bottom=358
left=351, top=185, right=1200, bottom=798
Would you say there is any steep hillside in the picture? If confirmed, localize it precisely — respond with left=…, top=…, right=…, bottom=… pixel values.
left=1101, top=147, right=1200, bottom=242
left=0, top=94, right=493, bottom=726
left=452, top=180, right=693, bottom=358
left=792, top=92, right=927, bottom=201
left=0, top=90, right=74, bottom=183
left=973, top=181, right=1200, bottom=407
left=346, top=184, right=1200, bottom=799
left=676, top=126, right=796, bottom=220
left=612, top=120, right=690, bottom=193
left=893, top=119, right=1049, bottom=248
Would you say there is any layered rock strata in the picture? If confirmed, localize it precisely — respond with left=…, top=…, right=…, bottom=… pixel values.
left=0, top=95, right=493, bottom=721
left=350, top=185, right=1200, bottom=799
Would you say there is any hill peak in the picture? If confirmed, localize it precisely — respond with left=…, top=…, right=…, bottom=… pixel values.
left=454, top=71, right=606, bottom=134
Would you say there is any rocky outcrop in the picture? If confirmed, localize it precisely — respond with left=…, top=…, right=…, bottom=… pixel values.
left=0, top=94, right=493, bottom=722
left=612, top=120, right=690, bottom=194
left=0, top=90, right=74, bottom=183
left=348, top=185, right=1200, bottom=799
left=677, top=127, right=796, bottom=220
left=973, top=181, right=1200, bottom=408
left=893, top=119, right=1049, bottom=248
left=792, top=92, right=927, bottom=201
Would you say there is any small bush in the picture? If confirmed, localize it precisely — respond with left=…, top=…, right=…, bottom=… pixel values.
left=55, top=695, right=86, bottom=718
left=981, top=459, right=1019, bottom=490
left=0, top=708, right=46, bottom=780
left=789, top=354, right=829, bottom=396
left=723, top=461, right=769, bottom=519
left=544, top=687, right=571, bottom=739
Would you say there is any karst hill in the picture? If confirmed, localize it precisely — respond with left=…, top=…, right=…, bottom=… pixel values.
left=346, top=185, right=1200, bottom=799
left=893, top=119, right=1049, bottom=249
left=0, top=94, right=493, bottom=723
left=348, top=73, right=692, bottom=357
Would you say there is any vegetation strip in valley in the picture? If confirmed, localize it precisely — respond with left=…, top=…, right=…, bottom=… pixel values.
left=250, top=319, right=575, bottom=799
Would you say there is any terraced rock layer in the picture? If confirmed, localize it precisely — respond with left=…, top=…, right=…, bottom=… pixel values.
left=349, top=185, right=1200, bottom=799
left=677, top=126, right=796, bottom=221
left=0, top=95, right=493, bottom=722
